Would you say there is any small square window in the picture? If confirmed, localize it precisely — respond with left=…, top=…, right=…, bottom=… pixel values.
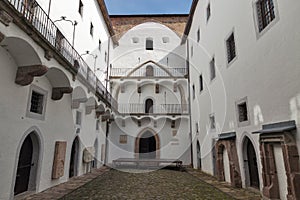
left=209, top=114, right=216, bottom=130
left=119, top=135, right=127, bottom=144
left=210, top=57, right=216, bottom=80
left=207, top=3, right=211, bottom=22
left=199, top=74, right=203, bottom=92
left=226, top=33, right=236, bottom=64
left=26, top=85, right=47, bottom=120
left=256, top=0, right=275, bottom=32
left=76, top=111, right=82, bottom=125
left=162, top=37, right=170, bottom=43
left=30, top=91, right=44, bottom=114
left=146, top=38, right=153, bottom=50
left=78, top=0, right=83, bottom=16
left=236, top=97, right=250, bottom=127
left=132, top=37, right=139, bottom=43
left=90, top=23, right=94, bottom=36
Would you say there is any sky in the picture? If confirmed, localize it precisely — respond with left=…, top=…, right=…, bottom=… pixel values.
left=104, top=0, right=193, bottom=15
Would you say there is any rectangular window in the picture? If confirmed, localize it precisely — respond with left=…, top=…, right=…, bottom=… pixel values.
left=90, top=23, right=94, bottom=36
left=78, top=0, right=83, bottom=16
left=207, top=3, right=211, bottom=22
left=30, top=91, right=44, bottom=114
left=209, top=114, right=216, bottom=130
left=210, top=57, right=216, bottom=80
left=104, top=51, right=107, bottom=62
left=98, top=40, right=101, bottom=51
left=256, top=0, right=275, bottom=32
left=197, top=28, right=200, bottom=43
left=196, top=123, right=199, bottom=133
left=96, top=119, right=100, bottom=130
left=226, top=33, right=236, bottom=63
left=146, top=38, right=154, bottom=50
left=119, top=135, right=127, bottom=144
left=238, top=102, right=248, bottom=122
left=191, top=46, right=193, bottom=57
left=76, top=111, right=82, bottom=125
left=192, top=84, right=195, bottom=100
left=199, top=75, right=203, bottom=92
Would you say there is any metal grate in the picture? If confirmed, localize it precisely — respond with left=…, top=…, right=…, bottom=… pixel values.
left=30, top=91, right=44, bottom=114
left=226, top=33, right=236, bottom=63
left=256, top=0, right=275, bottom=32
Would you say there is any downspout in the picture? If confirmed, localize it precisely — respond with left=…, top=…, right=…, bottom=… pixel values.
left=187, top=39, right=194, bottom=167
left=104, top=37, right=111, bottom=166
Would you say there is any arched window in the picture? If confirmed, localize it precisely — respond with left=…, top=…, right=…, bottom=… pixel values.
left=145, top=99, right=153, bottom=114
left=146, top=38, right=153, bottom=50
left=146, top=65, right=154, bottom=77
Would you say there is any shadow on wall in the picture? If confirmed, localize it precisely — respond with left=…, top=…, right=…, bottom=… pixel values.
left=290, top=93, right=300, bottom=125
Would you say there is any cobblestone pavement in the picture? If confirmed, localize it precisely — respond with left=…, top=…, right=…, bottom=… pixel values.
left=60, top=168, right=234, bottom=200
left=187, top=169, right=261, bottom=200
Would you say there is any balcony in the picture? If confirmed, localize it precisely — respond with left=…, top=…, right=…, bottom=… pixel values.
left=110, top=67, right=187, bottom=78
left=118, top=104, right=189, bottom=115
left=3, top=0, right=117, bottom=109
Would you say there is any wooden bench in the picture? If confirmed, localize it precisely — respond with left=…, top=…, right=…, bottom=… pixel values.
left=112, top=158, right=183, bottom=170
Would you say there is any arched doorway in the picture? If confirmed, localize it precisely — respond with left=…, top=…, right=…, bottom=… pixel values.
left=243, top=137, right=260, bottom=188
left=145, top=99, right=153, bottom=114
left=69, top=137, right=79, bottom=178
left=197, top=141, right=202, bottom=169
left=136, top=131, right=159, bottom=159
left=14, top=132, right=40, bottom=195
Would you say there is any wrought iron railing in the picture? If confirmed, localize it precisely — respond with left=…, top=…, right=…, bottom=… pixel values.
left=4, top=0, right=117, bottom=109
left=118, top=104, right=188, bottom=114
left=110, top=67, right=187, bottom=77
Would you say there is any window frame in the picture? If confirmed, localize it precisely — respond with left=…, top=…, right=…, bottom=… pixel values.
left=146, top=38, right=154, bottom=50
left=225, top=30, right=237, bottom=66
left=252, top=0, right=279, bottom=39
left=26, top=84, right=48, bottom=121
left=235, top=97, right=251, bottom=127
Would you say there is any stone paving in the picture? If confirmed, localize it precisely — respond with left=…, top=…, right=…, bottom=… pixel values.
left=21, top=167, right=262, bottom=200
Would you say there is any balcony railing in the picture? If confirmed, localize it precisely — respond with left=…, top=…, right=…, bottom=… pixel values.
left=118, top=104, right=189, bottom=115
left=4, top=0, right=117, bottom=109
left=110, top=67, right=187, bottom=78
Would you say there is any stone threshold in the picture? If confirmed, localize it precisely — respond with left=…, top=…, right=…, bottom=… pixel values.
left=20, top=166, right=110, bottom=200
left=187, top=169, right=262, bottom=200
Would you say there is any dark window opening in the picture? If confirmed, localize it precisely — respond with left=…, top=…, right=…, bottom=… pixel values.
left=78, top=0, right=83, bottom=16
left=146, top=65, right=154, bottom=76
left=256, top=0, right=275, bottom=32
left=226, top=33, right=236, bottom=63
left=199, top=75, right=203, bottom=92
left=238, top=102, right=248, bottom=122
left=146, top=38, right=153, bottom=50
left=145, top=99, right=154, bottom=114
left=207, top=3, right=211, bottom=22
left=210, top=57, right=216, bottom=80
left=30, top=91, right=44, bottom=114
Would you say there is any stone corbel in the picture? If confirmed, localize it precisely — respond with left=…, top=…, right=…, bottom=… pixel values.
left=0, top=10, right=13, bottom=26
left=52, top=87, right=73, bottom=101
left=71, top=98, right=88, bottom=109
left=95, top=109, right=105, bottom=118
left=86, top=104, right=98, bottom=115
left=15, top=65, right=48, bottom=86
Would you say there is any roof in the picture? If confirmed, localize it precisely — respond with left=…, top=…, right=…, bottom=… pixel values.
left=181, top=0, right=199, bottom=44
left=218, top=132, right=236, bottom=140
left=96, top=0, right=118, bottom=44
left=253, top=120, right=297, bottom=134
left=109, top=14, right=189, bottom=40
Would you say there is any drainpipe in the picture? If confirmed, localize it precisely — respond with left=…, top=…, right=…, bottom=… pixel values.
left=187, top=39, right=194, bottom=167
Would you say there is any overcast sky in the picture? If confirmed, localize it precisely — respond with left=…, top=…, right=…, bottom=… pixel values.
left=104, top=0, right=193, bottom=15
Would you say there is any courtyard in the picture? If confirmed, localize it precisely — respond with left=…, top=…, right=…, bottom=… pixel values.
left=60, top=169, right=233, bottom=200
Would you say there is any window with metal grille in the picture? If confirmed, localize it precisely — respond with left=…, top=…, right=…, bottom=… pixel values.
left=90, top=23, right=94, bottom=36
left=76, top=111, right=82, bottom=125
left=30, top=91, right=44, bottom=114
left=207, top=3, right=211, bottom=22
left=199, top=74, right=203, bottom=92
left=238, top=102, right=248, bottom=122
left=210, top=57, right=216, bottom=80
left=226, top=33, right=236, bottom=63
left=78, top=0, right=83, bottom=16
left=146, top=38, right=153, bottom=50
left=210, top=114, right=216, bottom=130
left=256, top=0, right=275, bottom=32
